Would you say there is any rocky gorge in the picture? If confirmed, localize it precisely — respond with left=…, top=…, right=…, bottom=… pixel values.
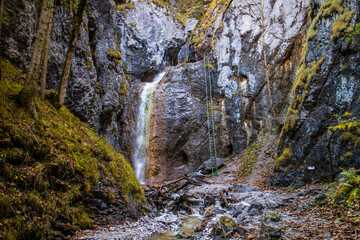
left=2, top=0, right=359, bottom=186
left=0, top=0, right=360, bottom=238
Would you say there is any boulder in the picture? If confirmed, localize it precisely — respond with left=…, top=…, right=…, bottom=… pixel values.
left=199, top=158, right=227, bottom=174
left=211, top=216, right=246, bottom=239
left=260, top=211, right=283, bottom=239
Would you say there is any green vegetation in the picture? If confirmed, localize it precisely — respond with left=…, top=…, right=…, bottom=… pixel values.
left=57, top=0, right=80, bottom=11
left=149, top=0, right=187, bottom=26
left=175, top=0, right=208, bottom=20
left=274, top=148, right=292, bottom=171
left=238, top=138, right=263, bottom=177
left=331, top=9, right=354, bottom=40
left=105, top=45, right=130, bottom=101
left=346, top=22, right=360, bottom=39
left=0, top=59, right=144, bottom=239
left=85, top=61, right=93, bottom=69
left=265, top=211, right=281, bottom=222
left=329, top=112, right=360, bottom=166
left=190, top=0, right=232, bottom=51
left=106, top=49, right=123, bottom=64
left=120, top=72, right=130, bottom=96
left=331, top=169, right=360, bottom=207
left=316, top=169, right=360, bottom=234
left=0, top=9, right=9, bottom=24
left=116, top=3, right=136, bottom=13
left=282, top=56, right=325, bottom=133
left=220, top=216, right=235, bottom=227
left=330, top=112, right=360, bottom=148
left=280, top=0, right=356, bottom=141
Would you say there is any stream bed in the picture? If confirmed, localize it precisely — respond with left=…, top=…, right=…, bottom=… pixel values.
left=75, top=179, right=337, bottom=239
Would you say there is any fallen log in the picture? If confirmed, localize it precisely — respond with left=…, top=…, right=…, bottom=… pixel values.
left=220, top=190, right=228, bottom=208
left=161, top=177, right=184, bottom=188
left=172, top=180, right=188, bottom=192
left=187, top=198, right=204, bottom=204
left=183, top=175, right=202, bottom=186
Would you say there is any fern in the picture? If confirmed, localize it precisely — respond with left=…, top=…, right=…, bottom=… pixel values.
left=332, top=169, right=360, bottom=207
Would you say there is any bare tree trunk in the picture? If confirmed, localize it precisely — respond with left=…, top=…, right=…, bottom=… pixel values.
left=260, top=0, right=276, bottom=119
left=327, top=131, right=335, bottom=181
left=0, top=0, right=5, bottom=35
left=58, top=0, right=87, bottom=106
left=40, top=4, right=54, bottom=99
left=0, top=0, right=6, bottom=83
left=17, top=0, right=54, bottom=112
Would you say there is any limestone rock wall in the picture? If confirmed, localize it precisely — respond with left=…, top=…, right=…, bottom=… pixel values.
left=269, top=0, right=360, bottom=187
left=147, top=63, right=232, bottom=184
left=210, top=0, right=311, bottom=151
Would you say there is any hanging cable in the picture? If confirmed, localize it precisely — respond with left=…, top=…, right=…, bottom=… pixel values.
left=203, top=55, right=218, bottom=177
left=207, top=56, right=218, bottom=176
left=204, top=56, right=213, bottom=175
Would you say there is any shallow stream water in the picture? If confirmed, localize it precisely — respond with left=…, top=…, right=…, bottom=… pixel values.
left=75, top=181, right=334, bottom=239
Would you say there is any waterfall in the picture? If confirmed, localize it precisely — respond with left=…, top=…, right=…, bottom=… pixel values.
left=133, top=72, right=166, bottom=184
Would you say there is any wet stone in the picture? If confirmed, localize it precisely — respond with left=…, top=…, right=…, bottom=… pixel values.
left=199, top=158, right=227, bottom=174
left=232, top=184, right=254, bottom=192
left=259, top=211, right=283, bottom=240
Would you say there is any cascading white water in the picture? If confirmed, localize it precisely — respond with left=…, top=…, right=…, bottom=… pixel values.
left=133, top=72, right=166, bottom=184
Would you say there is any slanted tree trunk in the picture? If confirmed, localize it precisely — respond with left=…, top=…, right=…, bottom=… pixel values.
left=17, top=0, right=54, bottom=112
left=259, top=0, right=276, bottom=120
left=58, top=0, right=88, bottom=106
left=0, top=0, right=5, bottom=34
left=0, top=0, right=6, bottom=82
left=40, top=4, right=54, bottom=99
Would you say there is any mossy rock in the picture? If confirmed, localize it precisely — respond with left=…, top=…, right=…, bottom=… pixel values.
left=44, top=89, right=60, bottom=108
left=220, top=216, right=236, bottom=227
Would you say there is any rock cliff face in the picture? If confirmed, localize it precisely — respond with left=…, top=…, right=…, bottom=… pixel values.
left=203, top=0, right=311, bottom=152
left=1, top=0, right=188, bottom=151
left=1, top=0, right=359, bottom=186
left=269, top=0, right=360, bottom=187
left=147, top=63, right=233, bottom=184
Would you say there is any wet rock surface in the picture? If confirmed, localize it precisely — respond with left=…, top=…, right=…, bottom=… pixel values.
left=147, top=63, right=232, bottom=184
left=75, top=134, right=358, bottom=239
left=199, top=157, right=227, bottom=174
left=74, top=177, right=334, bottom=239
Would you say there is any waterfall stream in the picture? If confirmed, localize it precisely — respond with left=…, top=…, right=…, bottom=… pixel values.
left=133, top=72, right=166, bottom=184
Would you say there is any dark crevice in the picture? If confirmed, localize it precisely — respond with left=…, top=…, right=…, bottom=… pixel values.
left=178, top=151, right=189, bottom=166
left=88, top=16, right=97, bottom=69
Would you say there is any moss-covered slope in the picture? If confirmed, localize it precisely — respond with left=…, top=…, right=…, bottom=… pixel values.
left=0, top=60, right=144, bottom=239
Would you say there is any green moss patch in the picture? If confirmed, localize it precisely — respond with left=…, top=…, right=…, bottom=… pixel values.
left=106, top=49, right=123, bottom=64
left=238, top=138, right=263, bottom=177
left=116, top=2, right=136, bottom=14
left=149, top=0, right=187, bottom=26
left=276, top=148, right=292, bottom=165
left=190, top=0, right=232, bottom=51
left=0, top=59, right=144, bottom=239
left=279, top=0, right=357, bottom=140
left=331, top=9, right=354, bottom=40
left=282, top=56, right=325, bottom=133
left=280, top=0, right=357, bottom=140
